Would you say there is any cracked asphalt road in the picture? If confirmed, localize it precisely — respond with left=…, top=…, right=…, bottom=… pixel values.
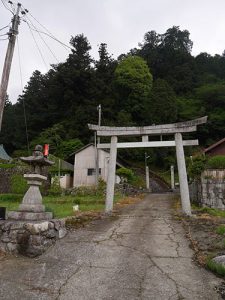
left=0, top=193, right=223, bottom=300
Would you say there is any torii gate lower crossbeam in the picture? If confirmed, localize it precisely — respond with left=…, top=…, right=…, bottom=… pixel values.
left=88, top=116, right=207, bottom=216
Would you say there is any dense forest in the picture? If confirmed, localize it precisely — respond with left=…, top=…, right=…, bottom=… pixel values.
left=1, top=26, right=225, bottom=165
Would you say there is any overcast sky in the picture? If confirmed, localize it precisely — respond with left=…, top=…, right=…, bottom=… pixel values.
left=1, top=0, right=225, bottom=103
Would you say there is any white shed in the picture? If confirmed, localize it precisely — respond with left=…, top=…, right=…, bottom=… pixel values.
left=73, top=144, right=122, bottom=187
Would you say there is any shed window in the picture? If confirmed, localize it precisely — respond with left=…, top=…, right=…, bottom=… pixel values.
left=87, top=168, right=101, bottom=176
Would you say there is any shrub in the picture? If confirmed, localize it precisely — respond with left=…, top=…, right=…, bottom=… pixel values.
left=48, top=177, right=62, bottom=196
left=116, top=167, right=135, bottom=183
left=207, top=155, right=225, bottom=169
left=96, top=177, right=106, bottom=196
left=216, top=225, right=225, bottom=235
left=11, top=174, right=28, bottom=194
left=71, top=186, right=97, bottom=197
left=187, top=155, right=206, bottom=179
left=0, top=163, right=16, bottom=169
left=0, top=194, right=22, bottom=202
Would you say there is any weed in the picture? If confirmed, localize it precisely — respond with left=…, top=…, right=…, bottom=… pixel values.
left=216, top=225, right=225, bottom=235
left=194, top=206, right=225, bottom=218
left=11, top=174, right=28, bottom=194
left=207, top=258, right=225, bottom=277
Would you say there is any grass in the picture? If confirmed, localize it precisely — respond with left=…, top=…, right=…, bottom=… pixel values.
left=207, top=258, right=225, bottom=277
left=191, top=204, right=225, bottom=218
left=216, top=225, right=225, bottom=235
left=0, top=193, right=124, bottom=219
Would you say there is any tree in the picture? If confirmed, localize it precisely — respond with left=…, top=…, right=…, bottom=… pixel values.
left=138, top=27, right=195, bottom=94
left=55, top=139, right=83, bottom=159
left=149, top=79, right=177, bottom=124
left=94, top=43, right=117, bottom=121
left=161, top=26, right=193, bottom=53
left=114, top=55, right=153, bottom=124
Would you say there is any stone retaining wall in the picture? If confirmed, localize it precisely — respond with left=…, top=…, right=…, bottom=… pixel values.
left=0, top=166, right=51, bottom=194
left=0, top=219, right=67, bottom=257
left=189, top=169, right=225, bottom=210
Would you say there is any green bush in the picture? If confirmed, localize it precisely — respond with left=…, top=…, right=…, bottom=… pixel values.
left=188, top=155, right=206, bottom=179
left=96, top=177, right=106, bottom=196
left=0, top=163, right=16, bottom=169
left=216, top=225, right=225, bottom=235
left=11, top=174, right=28, bottom=194
left=71, top=186, right=97, bottom=197
left=48, top=177, right=62, bottom=196
left=0, top=194, right=22, bottom=202
left=116, top=167, right=135, bottom=183
left=207, top=155, right=225, bottom=169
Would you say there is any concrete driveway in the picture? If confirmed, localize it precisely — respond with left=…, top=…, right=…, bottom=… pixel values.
left=0, top=194, right=223, bottom=299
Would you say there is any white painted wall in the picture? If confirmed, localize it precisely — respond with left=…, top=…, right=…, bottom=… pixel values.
left=73, top=145, right=110, bottom=187
left=60, top=174, right=72, bottom=189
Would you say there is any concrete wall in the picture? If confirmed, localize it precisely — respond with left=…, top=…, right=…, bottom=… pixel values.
left=189, top=169, right=225, bottom=210
left=0, top=166, right=50, bottom=194
left=59, top=174, right=72, bottom=189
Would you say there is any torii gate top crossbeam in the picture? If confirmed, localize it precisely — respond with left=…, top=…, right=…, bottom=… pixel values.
left=88, top=116, right=207, bottom=137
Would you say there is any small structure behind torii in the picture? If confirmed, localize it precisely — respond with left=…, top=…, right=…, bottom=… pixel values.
left=88, top=116, right=207, bottom=216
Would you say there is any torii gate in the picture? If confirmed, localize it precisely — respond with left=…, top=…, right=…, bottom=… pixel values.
left=88, top=116, right=207, bottom=216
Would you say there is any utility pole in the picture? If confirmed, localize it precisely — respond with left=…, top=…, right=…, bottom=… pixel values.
left=95, top=104, right=101, bottom=185
left=0, top=2, right=21, bottom=131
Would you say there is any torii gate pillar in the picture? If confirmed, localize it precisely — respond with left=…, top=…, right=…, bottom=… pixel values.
left=175, top=133, right=192, bottom=216
left=106, top=136, right=118, bottom=212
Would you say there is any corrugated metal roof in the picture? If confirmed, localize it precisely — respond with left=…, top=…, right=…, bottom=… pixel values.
left=204, top=138, right=225, bottom=153
left=0, top=144, right=11, bottom=161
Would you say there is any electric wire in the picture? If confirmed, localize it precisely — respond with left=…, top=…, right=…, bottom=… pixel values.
left=0, top=23, right=10, bottom=31
left=16, top=35, right=30, bottom=153
left=0, top=0, right=14, bottom=14
left=0, top=33, right=8, bottom=37
left=21, top=5, right=71, bottom=52
left=24, top=16, right=59, bottom=63
left=26, top=21, right=49, bottom=71
left=0, top=38, right=8, bottom=41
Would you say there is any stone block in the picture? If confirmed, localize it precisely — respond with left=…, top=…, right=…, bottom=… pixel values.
left=48, top=222, right=55, bottom=229
left=58, top=228, right=67, bottom=239
left=44, top=229, right=57, bottom=239
left=18, top=204, right=45, bottom=213
left=7, top=211, right=53, bottom=221
left=6, top=242, right=17, bottom=253
left=30, top=235, right=43, bottom=246
left=1, top=233, right=10, bottom=243
left=10, top=222, right=25, bottom=230
left=25, top=221, right=49, bottom=234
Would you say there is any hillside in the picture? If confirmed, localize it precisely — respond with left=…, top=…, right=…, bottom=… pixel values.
left=1, top=26, right=225, bottom=166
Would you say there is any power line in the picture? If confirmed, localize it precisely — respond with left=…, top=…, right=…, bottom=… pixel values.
left=26, top=21, right=49, bottom=71
left=24, top=17, right=59, bottom=63
left=21, top=5, right=71, bottom=51
left=0, top=0, right=14, bottom=14
left=0, top=23, right=11, bottom=31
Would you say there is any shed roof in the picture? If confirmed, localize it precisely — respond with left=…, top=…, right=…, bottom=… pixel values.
left=204, top=138, right=225, bottom=153
left=72, top=143, right=124, bottom=168
left=0, top=144, right=11, bottom=161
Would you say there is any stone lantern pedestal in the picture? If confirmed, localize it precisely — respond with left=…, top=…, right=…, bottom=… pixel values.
left=8, top=174, right=53, bottom=221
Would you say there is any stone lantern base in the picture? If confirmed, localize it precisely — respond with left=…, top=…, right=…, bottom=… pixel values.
left=7, top=174, right=53, bottom=221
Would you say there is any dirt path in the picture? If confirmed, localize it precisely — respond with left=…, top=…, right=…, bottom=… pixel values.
left=0, top=194, right=223, bottom=299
